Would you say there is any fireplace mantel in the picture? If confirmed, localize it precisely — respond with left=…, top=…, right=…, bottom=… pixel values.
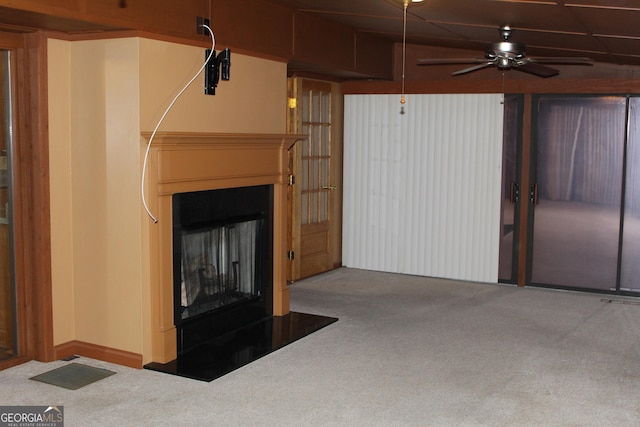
left=141, top=132, right=304, bottom=363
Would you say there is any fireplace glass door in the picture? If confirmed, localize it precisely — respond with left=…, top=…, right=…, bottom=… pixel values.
left=180, top=219, right=262, bottom=320
left=172, top=185, right=273, bottom=354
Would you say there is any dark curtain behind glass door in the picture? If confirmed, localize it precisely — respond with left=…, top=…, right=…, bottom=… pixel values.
left=530, top=96, right=626, bottom=291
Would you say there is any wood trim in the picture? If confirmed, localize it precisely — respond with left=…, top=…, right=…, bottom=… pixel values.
left=343, top=78, right=640, bottom=95
left=42, top=29, right=290, bottom=64
left=0, top=30, right=54, bottom=370
left=287, top=78, right=302, bottom=282
left=0, top=355, right=29, bottom=371
left=44, top=29, right=212, bottom=46
left=0, top=32, right=24, bottom=49
left=330, top=81, right=344, bottom=270
left=19, top=31, right=54, bottom=362
left=54, top=340, right=143, bottom=369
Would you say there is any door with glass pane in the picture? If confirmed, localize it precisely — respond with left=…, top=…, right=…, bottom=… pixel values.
left=288, top=78, right=342, bottom=280
left=0, top=49, right=15, bottom=360
left=529, top=96, right=626, bottom=291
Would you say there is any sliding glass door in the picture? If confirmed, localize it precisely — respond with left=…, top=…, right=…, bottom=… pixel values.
left=0, top=49, right=15, bottom=360
left=620, top=98, right=640, bottom=293
left=529, top=96, right=626, bottom=291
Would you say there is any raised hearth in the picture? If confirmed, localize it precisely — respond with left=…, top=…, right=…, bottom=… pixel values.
left=145, top=312, right=337, bottom=382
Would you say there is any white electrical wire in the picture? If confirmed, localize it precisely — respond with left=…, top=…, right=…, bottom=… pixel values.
left=141, top=24, right=216, bottom=223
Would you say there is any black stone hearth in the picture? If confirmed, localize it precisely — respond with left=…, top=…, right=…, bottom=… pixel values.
left=144, top=312, right=337, bottom=382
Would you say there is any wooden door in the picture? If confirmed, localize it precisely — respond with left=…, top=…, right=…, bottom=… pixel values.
left=287, top=78, right=343, bottom=280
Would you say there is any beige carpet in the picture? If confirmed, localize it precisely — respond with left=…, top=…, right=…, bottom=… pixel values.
left=1, top=267, right=639, bottom=426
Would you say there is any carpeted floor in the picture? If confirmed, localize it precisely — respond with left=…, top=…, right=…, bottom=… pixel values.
left=1, top=267, right=639, bottom=426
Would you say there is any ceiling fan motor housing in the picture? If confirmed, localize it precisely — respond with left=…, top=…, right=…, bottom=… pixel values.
left=485, top=41, right=526, bottom=68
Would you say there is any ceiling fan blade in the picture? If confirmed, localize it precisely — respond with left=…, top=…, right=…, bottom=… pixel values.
left=528, top=57, right=594, bottom=65
left=452, top=62, right=494, bottom=76
left=516, top=62, right=559, bottom=78
left=417, top=58, right=486, bottom=66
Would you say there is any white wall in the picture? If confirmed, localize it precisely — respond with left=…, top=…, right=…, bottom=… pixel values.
left=343, top=94, right=504, bottom=283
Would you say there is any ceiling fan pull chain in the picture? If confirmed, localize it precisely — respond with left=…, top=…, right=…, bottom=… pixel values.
left=400, top=0, right=408, bottom=114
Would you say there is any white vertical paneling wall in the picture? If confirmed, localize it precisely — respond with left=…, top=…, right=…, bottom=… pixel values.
left=343, top=94, right=504, bottom=283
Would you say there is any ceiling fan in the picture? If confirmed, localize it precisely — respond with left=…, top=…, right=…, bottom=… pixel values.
left=417, top=26, right=594, bottom=78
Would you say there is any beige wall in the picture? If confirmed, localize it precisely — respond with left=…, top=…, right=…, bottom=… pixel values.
left=48, top=36, right=287, bottom=360
left=48, top=39, right=75, bottom=345
left=139, top=38, right=287, bottom=133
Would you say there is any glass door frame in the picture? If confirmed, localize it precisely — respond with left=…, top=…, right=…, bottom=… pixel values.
left=498, top=94, right=525, bottom=285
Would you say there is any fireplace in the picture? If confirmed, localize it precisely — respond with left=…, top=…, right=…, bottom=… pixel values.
left=173, top=185, right=273, bottom=355
left=141, top=133, right=337, bottom=380
left=141, top=132, right=300, bottom=363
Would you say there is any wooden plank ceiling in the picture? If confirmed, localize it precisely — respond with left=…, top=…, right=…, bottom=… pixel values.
left=272, top=0, right=640, bottom=66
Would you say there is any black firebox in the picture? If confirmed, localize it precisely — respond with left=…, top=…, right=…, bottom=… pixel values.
left=172, top=185, right=273, bottom=356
